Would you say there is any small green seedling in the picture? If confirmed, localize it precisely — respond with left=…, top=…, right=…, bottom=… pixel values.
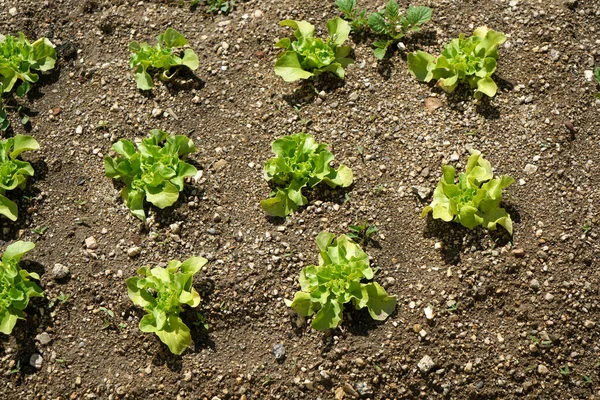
left=583, top=375, right=592, bottom=385
left=206, top=0, right=235, bottom=14
left=104, top=130, right=198, bottom=222
left=261, top=133, right=353, bottom=217
left=129, top=28, right=199, bottom=90
left=368, top=1, right=432, bottom=59
left=99, top=306, right=114, bottom=329
left=126, top=256, right=207, bottom=355
left=32, top=226, right=48, bottom=235
left=9, top=360, right=21, bottom=374
left=581, top=220, right=592, bottom=235
left=286, top=232, right=396, bottom=330
left=274, top=18, right=354, bottom=82
left=422, top=149, right=514, bottom=234
left=447, top=302, right=460, bottom=313
left=0, top=241, right=43, bottom=335
left=57, top=291, right=70, bottom=304
left=347, top=221, right=378, bottom=245
left=194, top=312, right=209, bottom=330
left=559, top=365, right=570, bottom=376
left=335, top=0, right=369, bottom=32
left=0, top=135, right=40, bottom=221
left=408, top=26, right=506, bottom=98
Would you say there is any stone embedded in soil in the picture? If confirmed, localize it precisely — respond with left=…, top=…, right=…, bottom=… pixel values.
left=584, top=320, right=596, bottom=329
left=52, top=263, right=70, bottom=280
left=418, top=355, right=435, bottom=373
left=524, top=164, right=538, bottom=175
left=127, top=246, right=142, bottom=258
left=85, top=236, right=98, bottom=250
left=35, top=332, right=52, bottom=345
left=529, top=279, right=541, bottom=291
left=537, top=364, right=549, bottom=375
left=513, top=248, right=525, bottom=258
left=30, top=353, right=43, bottom=369
left=272, top=343, right=285, bottom=361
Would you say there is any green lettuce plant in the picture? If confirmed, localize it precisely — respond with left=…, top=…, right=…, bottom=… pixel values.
left=104, top=130, right=198, bottom=222
left=286, top=232, right=396, bottom=331
left=129, top=28, right=199, bottom=90
left=408, top=26, right=506, bottom=98
left=0, top=33, right=56, bottom=130
left=0, top=32, right=56, bottom=97
left=0, top=241, right=43, bottom=335
left=422, top=149, right=514, bottom=234
left=126, top=256, right=206, bottom=355
left=0, top=135, right=39, bottom=221
left=261, top=133, right=353, bottom=217
left=274, top=17, right=354, bottom=82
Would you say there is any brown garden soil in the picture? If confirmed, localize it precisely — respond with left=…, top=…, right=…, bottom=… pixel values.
left=1, top=0, right=600, bottom=398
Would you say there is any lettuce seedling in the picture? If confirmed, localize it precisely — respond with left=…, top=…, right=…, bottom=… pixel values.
left=408, top=26, right=506, bottom=98
left=274, top=18, right=354, bottom=82
left=126, top=256, right=207, bottom=355
left=422, top=149, right=514, bottom=234
left=368, top=1, right=432, bottom=59
left=0, top=135, right=39, bottom=221
left=0, top=241, right=43, bottom=335
left=104, top=130, right=198, bottom=222
left=261, top=133, right=353, bottom=217
left=129, top=28, right=199, bottom=90
left=335, top=0, right=369, bottom=33
left=286, top=232, right=396, bottom=331
left=0, top=32, right=56, bottom=97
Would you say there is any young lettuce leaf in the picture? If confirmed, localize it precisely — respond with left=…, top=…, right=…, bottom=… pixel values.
left=126, top=256, right=207, bottom=354
left=0, top=241, right=43, bottom=335
left=104, top=130, right=198, bottom=222
left=0, top=135, right=40, bottom=221
left=261, top=133, right=353, bottom=217
left=274, top=17, right=354, bottom=82
left=408, top=26, right=506, bottom=98
left=0, top=32, right=56, bottom=96
left=286, top=232, right=396, bottom=330
left=129, top=28, right=199, bottom=90
left=422, top=149, right=514, bottom=234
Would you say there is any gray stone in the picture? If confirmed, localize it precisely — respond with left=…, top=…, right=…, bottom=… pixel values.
left=52, top=263, right=70, bottom=280
left=418, top=355, right=435, bottom=373
left=85, top=236, right=98, bottom=250
left=127, top=246, right=141, bottom=258
left=35, top=332, right=52, bottom=345
left=537, top=364, right=549, bottom=374
left=272, top=343, right=285, bottom=361
left=29, top=353, right=43, bottom=369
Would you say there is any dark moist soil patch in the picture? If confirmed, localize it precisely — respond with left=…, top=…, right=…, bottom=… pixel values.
left=1, top=0, right=599, bottom=399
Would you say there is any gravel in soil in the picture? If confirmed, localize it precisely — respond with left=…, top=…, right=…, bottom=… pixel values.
left=0, top=0, right=599, bottom=399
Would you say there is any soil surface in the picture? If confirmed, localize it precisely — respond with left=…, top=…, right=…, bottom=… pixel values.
left=1, top=0, right=599, bottom=399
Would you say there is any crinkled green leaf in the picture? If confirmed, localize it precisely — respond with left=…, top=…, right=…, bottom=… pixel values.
left=408, top=27, right=505, bottom=97
left=286, top=233, right=394, bottom=331
left=262, top=134, right=353, bottom=217
left=105, top=131, right=197, bottom=221
left=422, top=150, right=514, bottom=234
left=368, top=12, right=387, bottom=34
left=407, top=51, right=435, bottom=82
left=275, top=18, right=353, bottom=82
left=127, top=256, right=204, bottom=354
left=129, top=29, right=198, bottom=90
left=405, top=6, right=432, bottom=27
left=274, top=52, right=313, bottom=82
left=0, top=241, right=43, bottom=335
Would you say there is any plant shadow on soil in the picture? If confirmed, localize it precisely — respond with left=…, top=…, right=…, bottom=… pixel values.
left=423, top=207, right=518, bottom=265
left=0, top=260, right=52, bottom=385
left=282, top=73, right=347, bottom=108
